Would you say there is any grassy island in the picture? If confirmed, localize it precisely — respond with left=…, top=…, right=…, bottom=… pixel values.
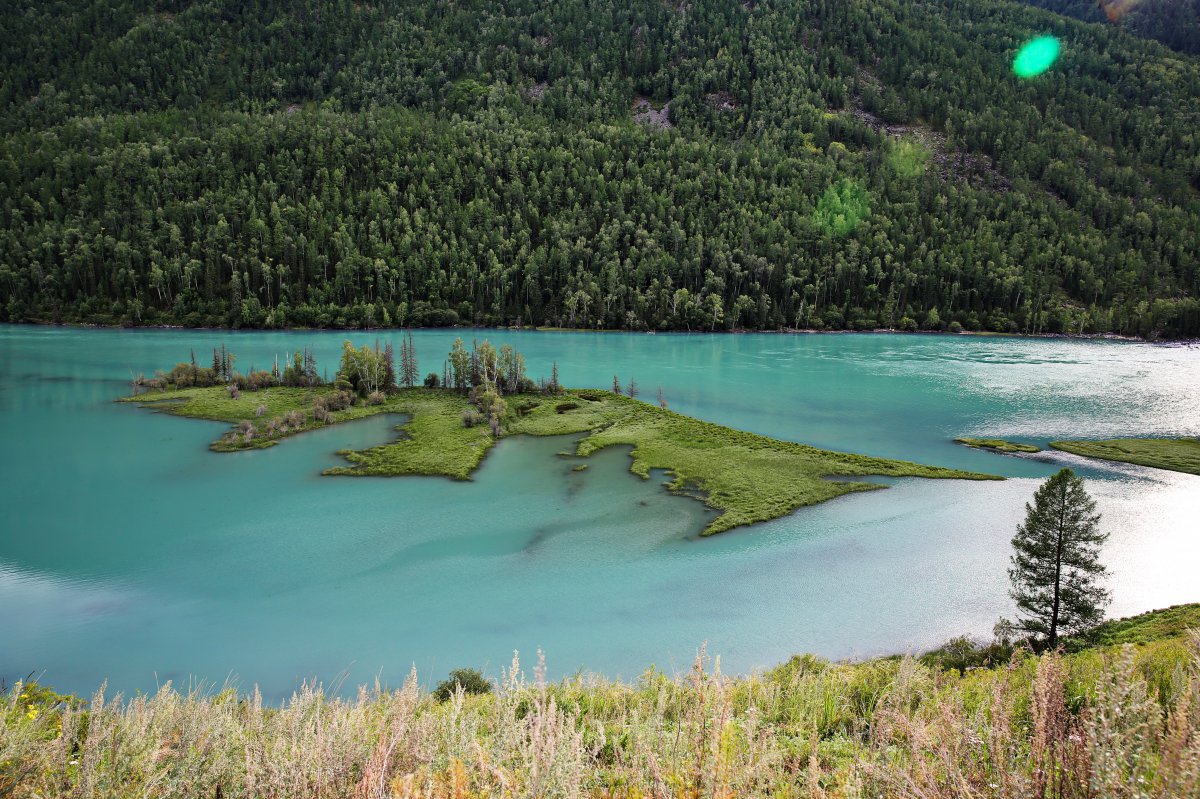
left=1049, top=438, right=1200, bottom=475
left=954, top=437, right=1041, bottom=454
left=123, top=339, right=995, bottom=535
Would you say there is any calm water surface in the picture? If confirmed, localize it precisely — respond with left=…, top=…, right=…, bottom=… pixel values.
left=1, top=326, right=1197, bottom=698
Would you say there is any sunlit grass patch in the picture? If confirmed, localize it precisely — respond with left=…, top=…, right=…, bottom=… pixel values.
left=1049, top=437, right=1200, bottom=475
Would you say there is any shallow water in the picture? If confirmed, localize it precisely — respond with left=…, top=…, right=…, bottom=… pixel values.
left=1, top=326, right=1197, bottom=698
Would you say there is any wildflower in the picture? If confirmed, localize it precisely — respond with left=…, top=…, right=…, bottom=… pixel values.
left=26, top=707, right=39, bottom=720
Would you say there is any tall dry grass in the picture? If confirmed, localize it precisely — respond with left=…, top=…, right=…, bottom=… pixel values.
left=2, top=640, right=1198, bottom=798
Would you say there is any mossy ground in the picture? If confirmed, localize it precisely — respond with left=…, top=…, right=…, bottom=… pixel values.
left=954, top=437, right=1041, bottom=454
left=124, top=386, right=997, bottom=535
left=1049, top=437, right=1200, bottom=475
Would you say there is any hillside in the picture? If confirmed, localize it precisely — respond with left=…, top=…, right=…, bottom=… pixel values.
left=1019, top=0, right=1200, bottom=55
left=1, top=0, right=1198, bottom=336
left=4, top=605, right=1198, bottom=797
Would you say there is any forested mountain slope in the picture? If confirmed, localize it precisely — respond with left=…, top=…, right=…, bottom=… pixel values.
left=1018, top=0, right=1200, bottom=55
left=1, top=0, right=1198, bottom=335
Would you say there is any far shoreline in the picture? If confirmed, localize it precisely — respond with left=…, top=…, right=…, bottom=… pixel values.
left=3, top=319, right=1195, bottom=347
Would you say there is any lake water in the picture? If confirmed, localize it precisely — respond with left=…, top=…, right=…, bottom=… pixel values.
left=1, top=325, right=1197, bottom=699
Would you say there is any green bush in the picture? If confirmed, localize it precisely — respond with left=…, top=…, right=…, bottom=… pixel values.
left=432, top=668, right=492, bottom=702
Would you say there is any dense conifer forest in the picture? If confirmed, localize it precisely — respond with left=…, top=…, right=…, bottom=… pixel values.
left=1, top=0, right=1198, bottom=336
left=1019, top=0, right=1200, bottom=55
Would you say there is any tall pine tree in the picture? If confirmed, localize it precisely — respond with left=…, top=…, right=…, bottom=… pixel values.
left=1008, top=468, right=1110, bottom=649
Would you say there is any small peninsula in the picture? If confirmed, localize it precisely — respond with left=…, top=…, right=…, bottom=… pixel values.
left=1049, top=438, right=1200, bottom=476
left=123, top=338, right=997, bottom=535
left=954, top=437, right=1041, bottom=454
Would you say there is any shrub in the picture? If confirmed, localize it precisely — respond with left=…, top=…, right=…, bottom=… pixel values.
left=947, top=320, right=964, bottom=334
left=920, top=635, right=1014, bottom=674
left=366, top=391, right=385, bottom=406
left=284, top=410, right=306, bottom=428
left=424, top=372, right=440, bottom=388
left=314, top=391, right=353, bottom=414
left=243, top=370, right=275, bottom=391
left=228, top=384, right=240, bottom=400
left=166, top=363, right=219, bottom=388
left=432, top=668, right=492, bottom=702
left=255, top=405, right=266, bottom=417
left=555, top=402, right=580, bottom=413
left=462, top=409, right=483, bottom=428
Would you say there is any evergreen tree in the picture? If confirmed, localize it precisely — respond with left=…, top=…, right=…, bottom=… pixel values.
left=303, top=347, right=318, bottom=386
left=550, top=361, right=560, bottom=394
left=658, top=386, right=667, bottom=409
left=405, top=331, right=418, bottom=387
left=383, top=341, right=397, bottom=389
left=1008, top=468, right=1110, bottom=650
left=613, top=375, right=621, bottom=394
left=626, top=377, right=638, bottom=399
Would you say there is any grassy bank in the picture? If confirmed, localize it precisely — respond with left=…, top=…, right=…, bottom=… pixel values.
left=124, top=386, right=994, bottom=535
left=1050, top=438, right=1200, bottom=475
left=5, top=606, right=1198, bottom=799
left=954, top=437, right=1042, bottom=454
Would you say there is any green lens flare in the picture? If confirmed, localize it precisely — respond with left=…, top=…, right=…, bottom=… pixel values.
left=1013, top=36, right=1061, bottom=79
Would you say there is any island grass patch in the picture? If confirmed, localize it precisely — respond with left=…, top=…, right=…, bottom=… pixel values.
left=124, top=386, right=997, bottom=535
left=1049, top=437, right=1200, bottom=475
left=954, top=437, right=1041, bottom=454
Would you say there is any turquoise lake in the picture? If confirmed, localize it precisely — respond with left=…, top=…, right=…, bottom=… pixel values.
left=1, top=325, right=1198, bottom=699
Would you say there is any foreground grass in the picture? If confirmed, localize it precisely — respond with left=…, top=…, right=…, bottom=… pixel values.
left=5, top=618, right=1199, bottom=799
left=1050, top=437, right=1200, bottom=475
left=955, top=437, right=1041, bottom=454
left=124, top=386, right=994, bottom=535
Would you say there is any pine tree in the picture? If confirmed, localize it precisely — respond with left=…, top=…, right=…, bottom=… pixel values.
left=469, top=340, right=481, bottom=388
left=401, top=337, right=412, bottom=387
left=1008, top=468, right=1110, bottom=650
left=550, top=361, right=560, bottom=394
left=303, top=347, right=318, bottom=386
left=613, top=375, right=621, bottom=394
left=383, top=341, right=397, bottom=389
left=405, top=330, right=418, bottom=387
left=626, top=377, right=638, bottom=399
left=658, top=386, right=667, bottom=409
